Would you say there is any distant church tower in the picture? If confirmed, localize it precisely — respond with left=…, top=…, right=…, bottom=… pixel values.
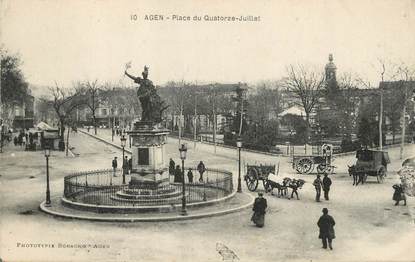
left=324, top=53, right=337, bottom=93
left=325, top=54, right=337, bottom=82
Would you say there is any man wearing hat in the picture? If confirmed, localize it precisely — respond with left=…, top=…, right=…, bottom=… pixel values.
left=317, top=208, right=336, bottom=250
left=322, top=173, right=332, bottom=201
left=313, top=174, right=323, bottom=202
left=251, top=192, right=267, bottom=227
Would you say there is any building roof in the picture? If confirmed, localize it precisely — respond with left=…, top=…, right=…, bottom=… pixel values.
left=36, top=121, right=58, bottom=131
left=278, top=106, right=306, bottom=117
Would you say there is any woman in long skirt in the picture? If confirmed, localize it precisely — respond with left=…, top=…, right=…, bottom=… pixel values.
left=251, top=192, right=267, bottom=227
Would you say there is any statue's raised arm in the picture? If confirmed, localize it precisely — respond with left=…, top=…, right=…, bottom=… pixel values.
left=124, top=69, right=141, bottom=83
left=124, top=65, right=168, bottom=124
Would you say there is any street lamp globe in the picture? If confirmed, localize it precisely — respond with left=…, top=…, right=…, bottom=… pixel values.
left=179, top=143, right=187, bottom=160
left=44, top=146, right=50, bottom=157
left=120, top=135, right=127, bottom=147
left=236, top=137, right=243, bottom=148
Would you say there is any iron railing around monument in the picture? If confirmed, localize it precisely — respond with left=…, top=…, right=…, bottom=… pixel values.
left=63, top=168, right=233, bottom=206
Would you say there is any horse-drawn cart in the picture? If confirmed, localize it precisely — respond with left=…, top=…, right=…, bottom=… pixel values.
left=244, top=164, right=275, bottom=191
left=292, top=144, right=334, bottom=174
left=349, top=149, right=390, bottom=184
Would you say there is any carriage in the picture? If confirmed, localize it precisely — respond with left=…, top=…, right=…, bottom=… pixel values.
left=292, top=144, right=334, bottom=174
left=350, top=149, right=390, bottom=183
left=244, top=164, right=276, bottom=191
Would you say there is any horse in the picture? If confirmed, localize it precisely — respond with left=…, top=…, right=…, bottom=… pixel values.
left=265, top=177, right=291, bottom=197
left=348, top=165, right=365, bottom=186
left=288, top=179, right=306, bottom=200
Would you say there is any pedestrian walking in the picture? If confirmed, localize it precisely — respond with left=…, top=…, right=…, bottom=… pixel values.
left=322, top=173, right=332, bottom=201
left=251, top=192, right=267, bottom=228
left=174, top=165, right=182, bottom=183
left=128, top=157, right=132, bottom=174
left=317, top=208, right=336, bottom=250
left=187, top=168, right=193, bottom=183
left=313, top=174, right=323, bottom=202
left=197, top=161, right=206, bottom=182
left=392, top=184, right=406, bottom=206
left=112, top=157, right=118, bottom=177
left=169, top=158, right=175, bottom=176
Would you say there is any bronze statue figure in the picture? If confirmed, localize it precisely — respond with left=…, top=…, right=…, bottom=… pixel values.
left=125, top=65, right=168, bottom=123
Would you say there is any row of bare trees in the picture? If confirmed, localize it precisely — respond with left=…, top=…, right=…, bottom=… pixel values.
left=283, top=62, right=414, bottom=148
left=35, top=80, right=141, bottom=155
left=35, top=61, right=413, bottom=154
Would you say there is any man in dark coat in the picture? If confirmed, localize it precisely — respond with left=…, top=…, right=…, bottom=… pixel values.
left=317, top=208, right=336, bottom=250
left=174, top=165, right=182, bottom=183
left=123, top=156, right=129, bottom=176
left=187, top=168, right=193, bottom=183
left=112, top=157, right=118, bottom=177
left=392, top=184, right=406, bottom=206
left=169, top=158, right=175, bottom=176
left=322, top=173, right=332, bottom=201
left=251, top=192, right=267, bottom=228
left=197, top=161, right=206, bottom=182
left=313, top=175, right=323, bottom=202
left=128, top=157, right=132, bottom=174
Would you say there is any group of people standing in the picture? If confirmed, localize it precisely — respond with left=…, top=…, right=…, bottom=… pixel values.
left=313, top=173, right=332, bottom=202
left=12, top=130, right=34, bottom=149
left=111, top=156, right=132, bottom=177
left=169, top=158, right=206, bottom=183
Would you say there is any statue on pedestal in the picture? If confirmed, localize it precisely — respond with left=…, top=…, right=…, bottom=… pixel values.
left=125, top=65, right=168, bottom=124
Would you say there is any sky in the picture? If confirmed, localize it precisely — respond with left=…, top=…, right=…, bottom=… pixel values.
left=1, top=0, right=415, bottom=91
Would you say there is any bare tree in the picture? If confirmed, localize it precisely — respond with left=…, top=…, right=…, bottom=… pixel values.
left=336, top=74, right=360, bottom=137
left=283, top=65, right=325, bottom=140
left=35, top=96, right=54, bottom=123
left=79, top=80, right=101, bottom=135
left=50, top=84, right=84, bottom=153
left=396, top=65, right=415, bottom=159
left=162, top=80, right=192, bottom=145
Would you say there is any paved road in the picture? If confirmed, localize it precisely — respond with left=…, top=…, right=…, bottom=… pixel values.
left=0, top=130, right=414, bottom=262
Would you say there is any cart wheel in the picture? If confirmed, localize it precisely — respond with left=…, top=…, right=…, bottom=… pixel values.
left=317, top=164, right=327, bottom=174
left=295, top=162, right=302, bottom=174
left=377, top=167, right=386, bottom=183
left=245, top=168, right=259, bottom=191
left=246, top=176, right=258, bottom=191
left=297, top=158, right=314, bottom=174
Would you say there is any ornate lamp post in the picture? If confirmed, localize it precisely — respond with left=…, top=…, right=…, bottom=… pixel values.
left=121, top=135, right=127, bottom=184
left=44, top=146, right=51, bottom=207
left=316, top=125, right=322, bottom=153
left=179, top=143, right=188, bottom=215
left=236, top=137, right=243, bottom=193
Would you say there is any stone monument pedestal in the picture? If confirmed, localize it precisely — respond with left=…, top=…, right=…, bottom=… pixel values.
left=112, top=121, right=178, bottom=203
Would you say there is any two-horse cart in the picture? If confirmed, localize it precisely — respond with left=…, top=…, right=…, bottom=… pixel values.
left=350, top=149, right=390, bottom=183
left=292, top=144, right=334, bottom=174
